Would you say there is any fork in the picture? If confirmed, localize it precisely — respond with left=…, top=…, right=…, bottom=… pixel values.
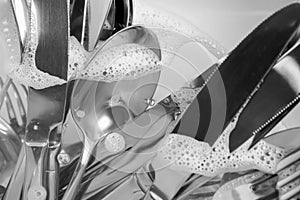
left=210, top=128, right=300, bottom=200
left=0, top=77, right=26, bottom=196
left=0, top=77, right=27, bottom=138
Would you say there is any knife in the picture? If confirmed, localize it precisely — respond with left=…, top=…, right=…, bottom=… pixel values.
left=155, top=4, right=300, bottom=199
left=230, top=44, right=300, bottom=152
left=21, top=0, right=69, bottom=199
left=172, top=3, right=300, bottom=148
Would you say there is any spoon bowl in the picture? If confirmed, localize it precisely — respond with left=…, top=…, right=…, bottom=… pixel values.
left=62, top=25, right=161, bottom=200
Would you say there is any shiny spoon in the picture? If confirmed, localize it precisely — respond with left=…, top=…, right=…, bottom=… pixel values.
left=62, top=25, right=161, bottom=200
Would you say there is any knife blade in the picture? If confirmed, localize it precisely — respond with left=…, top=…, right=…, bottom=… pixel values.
left=172, top=3, right=300, bottom=148
left=244, top=44, right=300, bottom=150
left=22, top=0, right=69, bottom=199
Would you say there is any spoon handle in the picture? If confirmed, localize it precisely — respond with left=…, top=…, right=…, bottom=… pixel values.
left=62, top=141, right=96, bottom=200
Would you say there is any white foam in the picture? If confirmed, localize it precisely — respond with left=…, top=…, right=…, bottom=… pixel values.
left=8, top=5, right=67, bottom=89
left=2, top=0, right=225, bottom=90
left=78, top=43, right=161, bottom=82
left=158, top=117, right=287, bottom=176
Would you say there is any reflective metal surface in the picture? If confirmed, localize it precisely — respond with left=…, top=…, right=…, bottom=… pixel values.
left=62, top=25, right=161, bottom=199
left=1, top=0, right=300, bottom=199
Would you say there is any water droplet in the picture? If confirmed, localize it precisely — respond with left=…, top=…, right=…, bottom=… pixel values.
left=58, top=153, right=70, bottom=165
left=145, top=98, right=155, bottom=106
left=105, top=132, right=126, bottom=153
left=76, top=110, right=85, bottom=118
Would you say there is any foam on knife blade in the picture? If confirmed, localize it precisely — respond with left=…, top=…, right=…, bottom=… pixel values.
left=156, top=88, right=289, bottom=176
left=1, top=0, right=225, bottom=89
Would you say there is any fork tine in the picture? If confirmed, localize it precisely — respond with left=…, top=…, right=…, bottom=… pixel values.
left=277, top=149, right=300, bottom=200
left=0, top=78, right=12, bottom=109
left=10, top=80, right=26, bottom=125
left=277, top=148, right=300, bottom=172
left=21, top=85, right=28, bottom=96
left=278, top=171, right=300, bottom=188
left=0, top=77, right=18, bottom=124
left=280, top=181, right=300, bottom=200
left=288, top=191, right=300, bottom=200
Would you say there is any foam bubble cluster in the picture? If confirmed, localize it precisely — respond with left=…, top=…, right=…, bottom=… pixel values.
left=9, top=34, right=161, bottom=88
left=158, top=118, right=287, bottom=176
left=9, top=9, right=66, bottom=89
left=2, top=0, right=225, bottom=90
left=68, top=37, right=89, bottom=79
left=78, top=43, right=161, bottom=82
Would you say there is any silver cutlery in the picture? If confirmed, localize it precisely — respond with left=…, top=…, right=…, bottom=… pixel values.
left=6, top=0, right=70, bottom=199
left=0, top=78, right=27, bottom=199
left=148, top=4, right=300, bottom=199
left=62, top=25, right=161, bottom=200
left=174, top=3, right=300, bottom=148
left=70, top=0, right=113, bottom=51
left=77, top=96, right=179, bottom=199
left=212, top=128, right=300, bottom=200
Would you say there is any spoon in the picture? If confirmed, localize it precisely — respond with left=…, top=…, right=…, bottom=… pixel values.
left=62, top=25, right=161, bottom=200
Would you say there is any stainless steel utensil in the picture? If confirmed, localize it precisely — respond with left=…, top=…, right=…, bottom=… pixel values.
left=0, top=78, right=26, bottom=197
left=174, top=3, right=300, bottom=148
left=142, top=4, right=300, bottom=199
left=212, top=128, right=300, bottom=200
left=5, top=0, right=70, bottom=199
left=62, top=25, right=161, bottom=200
left=70, top=0, right=113, bottom=51
left=76, top=96, right=179, bottom=199
left=231, top=43, right=300, bottom=151
left=8, top=0, right=28, bottom=60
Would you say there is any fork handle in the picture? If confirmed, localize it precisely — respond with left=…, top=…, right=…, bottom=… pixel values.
left=2, top=145, right=26, bottom=200
left=44, top=143, right=61, bottom=200
left=62, top=141, right=96, bottom=200
left=23, top=143, right=48, bottom=200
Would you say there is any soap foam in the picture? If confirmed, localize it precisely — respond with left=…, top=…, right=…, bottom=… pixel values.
left=8, top=6, right=66, bottom=89
left=78, top=43, right=161, bottom=82
left=158, top=117, right=287, bottom=176
left=10, top=32, right=161, bottom=88
left=3, top=0, right=225, bottom=90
